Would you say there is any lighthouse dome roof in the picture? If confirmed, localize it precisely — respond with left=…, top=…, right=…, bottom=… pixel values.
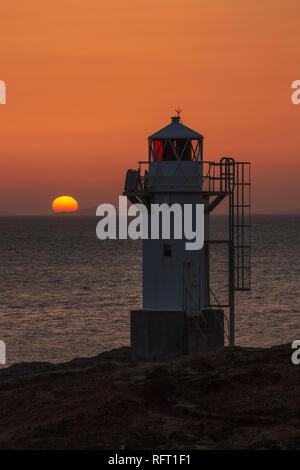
left=148, top=116, right=203, bottom=140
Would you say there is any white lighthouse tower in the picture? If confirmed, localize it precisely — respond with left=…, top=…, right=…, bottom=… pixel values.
left=124, top=114, right=251, bottom=359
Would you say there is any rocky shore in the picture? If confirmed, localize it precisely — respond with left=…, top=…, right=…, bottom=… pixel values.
left=0, top=343, right=298, bottom=450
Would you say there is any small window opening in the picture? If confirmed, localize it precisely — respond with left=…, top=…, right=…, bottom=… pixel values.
left=163, top=244, right=172, bottom=257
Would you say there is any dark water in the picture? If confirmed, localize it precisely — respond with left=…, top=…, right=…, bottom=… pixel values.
left=0, top=215, right=299, bottom=365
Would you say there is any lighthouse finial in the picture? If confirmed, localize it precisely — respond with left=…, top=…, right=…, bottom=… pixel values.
left=175, top=108, right=182, bottom=121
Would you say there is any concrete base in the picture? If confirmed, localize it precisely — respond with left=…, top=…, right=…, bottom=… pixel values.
left=187, top=309, right=224, bottom=353
left=131, top=309, right=224, bottom=360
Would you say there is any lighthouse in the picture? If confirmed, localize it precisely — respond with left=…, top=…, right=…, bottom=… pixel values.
left=124, top=114, right=251, bottom=360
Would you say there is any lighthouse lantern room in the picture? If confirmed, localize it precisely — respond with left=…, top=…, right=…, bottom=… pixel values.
left=124, top=114, right=251, bottom=360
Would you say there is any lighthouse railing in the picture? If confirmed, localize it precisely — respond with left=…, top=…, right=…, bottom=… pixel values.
left=136, top=160, right=249, bottom=195
left=209, top=287, right=230, bottom=342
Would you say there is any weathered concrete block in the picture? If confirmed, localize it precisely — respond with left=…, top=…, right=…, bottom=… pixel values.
left=131, top=310, right=187, bottom=360
left=187, top=309, right=224, bottom=352
left=131, top=309, right=224, bottom=360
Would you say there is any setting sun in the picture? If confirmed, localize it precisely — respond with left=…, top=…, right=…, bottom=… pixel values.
left=51, top=196, right=78, bottom=213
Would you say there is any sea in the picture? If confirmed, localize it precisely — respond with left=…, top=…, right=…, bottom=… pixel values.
left=0, top=214, right=299, bottom=366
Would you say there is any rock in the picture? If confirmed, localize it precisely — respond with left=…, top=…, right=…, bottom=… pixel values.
left=198, top=436, right=215, bottom=446
left=0, top=343, right=298, bottom=449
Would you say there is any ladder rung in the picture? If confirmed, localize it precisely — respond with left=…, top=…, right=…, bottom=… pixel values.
left=209, top=304, right=230, bottom=308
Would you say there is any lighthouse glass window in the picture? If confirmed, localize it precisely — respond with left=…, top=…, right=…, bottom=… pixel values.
left=152, top=139, right=192, bottom=161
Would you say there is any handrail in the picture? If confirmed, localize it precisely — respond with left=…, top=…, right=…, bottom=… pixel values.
left=209, top=288, right=230, bottom=341
left=133, top=161, right=250, bottom=199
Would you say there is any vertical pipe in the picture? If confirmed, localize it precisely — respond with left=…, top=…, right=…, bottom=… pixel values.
left=228, top=161, right=235, bottom=347
left=205, top=204, right=210, bottom=308
left=242, top=164, right=245, bottom=288
left=237, top=163, right=240, bottom=290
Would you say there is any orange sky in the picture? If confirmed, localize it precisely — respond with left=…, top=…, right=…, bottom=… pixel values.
left=0, top=0, right=299, bottom=214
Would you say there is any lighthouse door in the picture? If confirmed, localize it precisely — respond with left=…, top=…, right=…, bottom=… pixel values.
left=182, top=262, right=201, bottom=316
